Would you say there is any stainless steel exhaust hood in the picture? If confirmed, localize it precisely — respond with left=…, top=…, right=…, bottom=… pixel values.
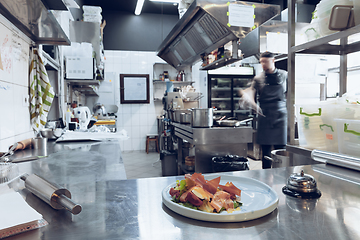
left=157, top=0, right=280, bottom=70
left=0, top=0, right=70, bottom=45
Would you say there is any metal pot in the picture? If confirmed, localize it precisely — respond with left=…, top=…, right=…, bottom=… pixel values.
left=40, top=128, right=54, bottom=138
left=180, top=112, right=191, bottom=124
left=173, top=109, right=191, bottom=122
left=190, top=108, right=213, bottom=128
left=271, top=149, right=291, bottom=168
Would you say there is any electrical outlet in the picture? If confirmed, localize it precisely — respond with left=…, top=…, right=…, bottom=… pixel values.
left=22, top=94, right=29, bottom=107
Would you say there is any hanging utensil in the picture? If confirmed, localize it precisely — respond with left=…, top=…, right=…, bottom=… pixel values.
left=219, top=116, right=226, bottom=121
left=0, top=143, right=18, bottom=161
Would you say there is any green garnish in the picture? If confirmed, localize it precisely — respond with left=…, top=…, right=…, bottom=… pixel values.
left=179, top=202, right=198, bottom=210
left=234, top=201, right=242, bottom=209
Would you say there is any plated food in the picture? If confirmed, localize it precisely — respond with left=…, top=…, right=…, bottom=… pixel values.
left=162, top=174, right=279, bottom=222
left=169, top=173, right=242, bottom=213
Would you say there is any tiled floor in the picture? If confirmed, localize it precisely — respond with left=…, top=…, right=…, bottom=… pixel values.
left=122, top=150, right=263, bottom=179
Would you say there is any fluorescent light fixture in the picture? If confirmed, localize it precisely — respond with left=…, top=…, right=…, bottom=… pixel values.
left=135, top=0, right=145, bottom=15
left=150, top=0, right=179, bottom=3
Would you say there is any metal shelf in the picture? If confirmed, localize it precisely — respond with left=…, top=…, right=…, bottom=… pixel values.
left=211, top=98, right=231, bottom=101
left=292, top=24, right=360, bottom=55
left=214, top=110, right=231, bottom=113
left=72, top=86, right=99, bottom=96
left=211, top=87, right=231, bottom=91
left=66, top=79, right=100, bottom=96
left=287, top=1, right=360, bottom=146
left=233, top=87, right=246, bottom=91
left=200, top=56, right=242, bottom=71
left=43, top=50, right=59, bottom=71
left=153, top=80, right=194, bottom=84
left=234, top=110, right=250, bottom=113
left=65, top=79, right=101, bottom=86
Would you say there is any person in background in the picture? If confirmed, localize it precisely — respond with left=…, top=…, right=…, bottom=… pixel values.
left=239, top=52, right=288, bottom=169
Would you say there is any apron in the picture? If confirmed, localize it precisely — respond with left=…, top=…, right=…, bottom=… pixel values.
left=256, top=70, right=287, bottom=145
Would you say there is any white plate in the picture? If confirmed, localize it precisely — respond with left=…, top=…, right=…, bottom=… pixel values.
left=162, top=174, right=279, bottom=222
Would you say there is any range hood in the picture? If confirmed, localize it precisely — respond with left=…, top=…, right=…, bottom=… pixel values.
left=0, top=0, right=70, bottom=45
left=157, top=0, right=280, bottom=70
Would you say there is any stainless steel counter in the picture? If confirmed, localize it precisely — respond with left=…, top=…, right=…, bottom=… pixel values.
left=6, top=141, right=360, bottom=239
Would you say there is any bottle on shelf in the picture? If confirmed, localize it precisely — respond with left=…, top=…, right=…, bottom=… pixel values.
left=164, top=71, right=169, bottom=81
left=177, top=70, right=186, bottom=81
left=66, top=103, right=72, bottom=130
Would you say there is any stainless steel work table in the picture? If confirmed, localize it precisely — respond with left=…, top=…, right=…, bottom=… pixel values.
left=172, top=122, right=253, bottom=173
left=6, top=140, right=360, bottom=240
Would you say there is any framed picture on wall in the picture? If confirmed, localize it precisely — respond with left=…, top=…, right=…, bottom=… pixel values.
left=120, top=74, right=150, bottom=104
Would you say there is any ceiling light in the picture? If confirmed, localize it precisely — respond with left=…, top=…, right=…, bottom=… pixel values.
left=135, top=0, right=145, bottom=15
left=150, top=0, right=179, bottom=3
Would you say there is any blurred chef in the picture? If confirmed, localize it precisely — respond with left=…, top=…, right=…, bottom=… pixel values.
left=239, top=52, right=288, bottom=169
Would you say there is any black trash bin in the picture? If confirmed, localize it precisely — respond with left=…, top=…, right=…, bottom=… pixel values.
left=212, top=155, right=249, bottom=173
left=160, top=150, right=177, bottom=176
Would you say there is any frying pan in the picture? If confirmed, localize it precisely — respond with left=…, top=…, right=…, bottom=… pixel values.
left=216, top=118, right=253, bottom=127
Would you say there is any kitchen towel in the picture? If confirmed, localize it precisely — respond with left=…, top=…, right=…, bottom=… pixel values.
left=29, top=48, right=55, bottom=133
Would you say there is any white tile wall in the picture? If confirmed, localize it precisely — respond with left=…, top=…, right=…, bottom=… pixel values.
left=0, top=47, right=200, bottom=152
left=104, top=50, right=166, bottom=151
left=0, top=19, right=32, bottom=152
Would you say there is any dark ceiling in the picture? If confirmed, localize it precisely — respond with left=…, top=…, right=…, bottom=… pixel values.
left=80, top=0, right=321, bottom=15
left=81, top=0, right=179, bottom=15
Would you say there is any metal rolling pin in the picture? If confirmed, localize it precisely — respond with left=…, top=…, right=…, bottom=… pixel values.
left=21, top=174, right=82, bottom=215
left=311, top=149, right=360, bottom=172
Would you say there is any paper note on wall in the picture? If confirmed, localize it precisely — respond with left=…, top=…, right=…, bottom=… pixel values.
left=228, top=4, right=254, bottom=28
left=266, top=32, right=288, bottom=54
left=99, top=72, right=114, bottom=93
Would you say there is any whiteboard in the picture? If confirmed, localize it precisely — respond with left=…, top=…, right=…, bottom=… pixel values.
left=124, top=77, right=147, bottom=101
left=120, top=74, right=150, bottom=104
left=0, top=20, right=29, bottom=83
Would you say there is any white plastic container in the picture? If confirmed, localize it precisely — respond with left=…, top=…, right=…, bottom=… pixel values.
left=82, top=5, right=102, bottom=14
left=310, top=0, right=353, bottom=37
left=335, top=119, right=360, bottom=157
left=295, top=104, right=326, bottom=149
left=319, top=122, right=338, bottom=152
left=320, top=102, right=338, bottom=152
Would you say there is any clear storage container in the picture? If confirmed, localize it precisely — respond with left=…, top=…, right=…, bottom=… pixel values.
left=320, top=102, right=338, bottom=152
left=295, top=104, right=326, bottom=149
left=310, top=0, right=353, bottom=37
left=335, top=119, right=360, bottom=157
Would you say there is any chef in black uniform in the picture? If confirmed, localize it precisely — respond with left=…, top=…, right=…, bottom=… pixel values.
left=240, top=52, right=288, bottom=169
